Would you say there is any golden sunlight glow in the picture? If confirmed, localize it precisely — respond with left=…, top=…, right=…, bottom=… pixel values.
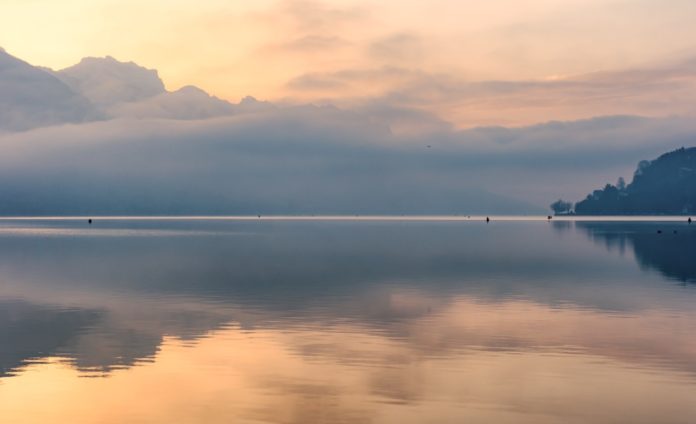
left=2, top=0, right=696, bottom=126
left=1, top=297, right=696, bottom=423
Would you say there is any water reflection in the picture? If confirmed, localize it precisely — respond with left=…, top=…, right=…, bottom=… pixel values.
left=0, top=219, right=695, bottom=423
left=0, top=300, right=100, bottom=377
left=569, top=221, right=696, bottom=284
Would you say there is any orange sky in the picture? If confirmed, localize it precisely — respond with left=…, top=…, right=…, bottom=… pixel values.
left=2, top=0, right=696, bottom=126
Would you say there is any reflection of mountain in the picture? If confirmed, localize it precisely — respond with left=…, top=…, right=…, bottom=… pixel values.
left=572, top=221, right=696, bottom=284
left=0, top=296, right=236, bottom=378
left=0, top=300, right=100, bottom=377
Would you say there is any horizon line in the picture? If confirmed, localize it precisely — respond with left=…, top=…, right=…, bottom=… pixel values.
left=0, top=215, right=691, bottom=222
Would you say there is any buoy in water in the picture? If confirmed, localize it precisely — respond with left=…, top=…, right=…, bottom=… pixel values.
left=486, top=217, right=490, bottom=223
left=88, top=219, right=92, bottom=224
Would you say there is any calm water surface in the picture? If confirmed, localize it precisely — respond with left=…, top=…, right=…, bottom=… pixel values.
left=0, top=218, right=695, bottom=423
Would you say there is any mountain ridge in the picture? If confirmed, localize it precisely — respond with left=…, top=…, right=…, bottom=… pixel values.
left=0, top=49, right=99, bottom=131
left=0, top=49, right=238, bottom=131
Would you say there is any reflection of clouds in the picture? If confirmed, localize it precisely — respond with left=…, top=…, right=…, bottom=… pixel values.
left=270, top=294, right=696, bottom=383
left=396, top=297, right=696, bottom=375
left=5, top=289, right=696, bottom=384
left=1, top=219, right=696, bottom=381
left=2, top=302, right=696, bottom=424
left=2, top=220, right=696, bottom=422
left=249, top=297, right=696, bottom=422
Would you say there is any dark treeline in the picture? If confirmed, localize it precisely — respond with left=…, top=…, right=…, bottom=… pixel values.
left=556, top=147, right=696, bottom=215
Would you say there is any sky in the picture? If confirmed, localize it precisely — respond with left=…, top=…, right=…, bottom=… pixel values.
left=3, top=0, right=696, bottom=127
left=1, top=0, right=696, bottom=213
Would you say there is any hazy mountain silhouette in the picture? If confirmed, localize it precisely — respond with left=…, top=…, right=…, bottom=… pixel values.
left=0, top=49, right=236, bottom=131
left=55, top=56, right=167, bottom=107
left=0, top=48, right=100, bottom=131
left=55, top=56, right=235, bottom=120
left=573, top=147, right=696, bottom=214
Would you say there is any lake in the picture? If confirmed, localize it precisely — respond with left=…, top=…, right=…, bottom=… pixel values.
left=0, top=217, right=695, bottom=423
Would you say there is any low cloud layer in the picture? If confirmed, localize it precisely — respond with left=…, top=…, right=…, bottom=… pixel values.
left=1, top=107, right=695, bottom=214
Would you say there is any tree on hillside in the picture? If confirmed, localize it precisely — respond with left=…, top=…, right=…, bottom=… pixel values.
left=573, top=147, right=696, bottom=215
left=550, top=199, right=573, bottom=215
left=617, top=177, right=626, bottom=191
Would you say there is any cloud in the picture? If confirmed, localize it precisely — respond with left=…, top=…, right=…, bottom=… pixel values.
left=285, top=66, right=435, bottom=98
left=3, top=49, right=696, bottom=214
left=1, top=104, right=696, bottom=215
left=275, top=0, right=367, bottom=32
left=284, top=57, right=696, bottom=126
left=0, top=108, right=540, bottom=215
left=367, top=32, right=425, bottom=64
left=273, top=35, right=350, bottom=53
left=5, top=0, right=696, bottom=121
left=110, top=85, right=235, bottom=120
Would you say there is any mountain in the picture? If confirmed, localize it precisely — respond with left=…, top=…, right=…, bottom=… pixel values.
left=0, top=50, right=236, bottom=131
left=0, top=48, right=99, bottom=131
left=571, top=147, right=696, bottom=215
left=55, top=56, right=236, bottom=121
left=55, top=56, right=167, bottom=107
left=109, top=85, right=235, bottom=120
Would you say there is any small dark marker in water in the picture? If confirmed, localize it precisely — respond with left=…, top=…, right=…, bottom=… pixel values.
left=88, top=219, right=92, bottom=224
left=674, top=230, right=678, bottom=234
left=657, top=230, right=662, bottom=234
left=547, top=215, right=552, bottom=220
left=257, top=215, right=261, bottom=218
left=486, top=217, right=490, bottom=223
left=689, top=217, right=692, bottom=224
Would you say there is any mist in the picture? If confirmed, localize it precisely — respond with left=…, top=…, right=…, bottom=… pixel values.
left=1, top=109, right=695, bottom=215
